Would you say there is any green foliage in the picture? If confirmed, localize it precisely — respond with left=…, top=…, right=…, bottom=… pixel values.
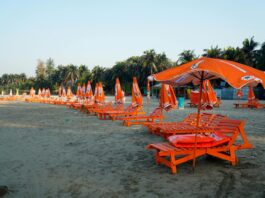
left=178, top=50, right=197, bottom=64
left=1, top=37, right=265, bottom=95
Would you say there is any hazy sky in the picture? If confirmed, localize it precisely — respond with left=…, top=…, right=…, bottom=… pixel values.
left=0, top=0, right=264, bottom=76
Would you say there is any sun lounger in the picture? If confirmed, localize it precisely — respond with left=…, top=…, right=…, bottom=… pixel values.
left=98, top=104, right=145, bottom=120
left=145, top=113, right=227, bottom=137
left=147, top=119, right=253, bottom=174
left=122, top=107, right=163, bottom=127
left=87, top=101, right=114, bottom=114
left=233, top=99, right=264, bottom=109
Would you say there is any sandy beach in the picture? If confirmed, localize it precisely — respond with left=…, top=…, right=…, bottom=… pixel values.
left=0, top=98, right=265, bottom=197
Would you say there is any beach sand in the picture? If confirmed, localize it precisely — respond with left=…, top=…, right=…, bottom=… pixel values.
left=0, top=98, right=265, bottom=197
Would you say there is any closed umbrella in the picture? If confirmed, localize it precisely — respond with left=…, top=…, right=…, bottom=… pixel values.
left=132, top=77, right=142, bottom=107
left=160, top=83, right=177, bottom=111
left=115, top=78, right=124, bottom=104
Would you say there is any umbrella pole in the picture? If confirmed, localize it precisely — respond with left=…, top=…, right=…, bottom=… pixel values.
left=193, top=71, right=204, bottom=172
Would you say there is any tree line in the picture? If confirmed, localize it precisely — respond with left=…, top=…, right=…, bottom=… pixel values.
left=0, top=37, right=264, bottom=95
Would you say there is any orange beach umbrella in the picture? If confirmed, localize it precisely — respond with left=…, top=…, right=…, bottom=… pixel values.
left=62, top=87, right=66, bottom=97
left=132, top=77, right=142, bottom=107
left=67, top=86, right=73, bottom=98
left=38, top=88, right=41, bottom=96
left=86, top=81, right=93, bottom=98
left=82, top=83, right=86, bottom=97
left=236, top=89, right=243, bottom=98
left=149, top=57, right=265, bottom=89
left=147, top=79, right=151, bottom=100
left=160, top=83, right=177, bottom=111
left=58, top=86, right=62, bottom=97
left=94, top=83, right=99, bottom=102
left=76, top=83, right=82, bottom=97
left=201, top=80, right=218, bottom=110
left=115, top=78, right=124, bottom=104
left=248, top=85, right=255, bottom=102
left=97, top=82, right=105, bottom=103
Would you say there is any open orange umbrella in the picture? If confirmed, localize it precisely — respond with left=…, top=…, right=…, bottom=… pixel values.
left=86, top=81, right=93, bottom=99
left=115, top=78, right=124, bottom=104
left=149, top=57, right=265, bottom=170
left=132, top=77, right=143, bottom=107
left=160, top=83, right=177, bottom=111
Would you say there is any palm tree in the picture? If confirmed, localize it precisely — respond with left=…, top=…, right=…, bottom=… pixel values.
left=242, top=36, right=259, bottom=67
left=142, top=49, right=157, bottom=75
left=78, top=65, right=88, bottom=78
left=65, top=65, right=79, bottom=86
left=256, top=42, right=265, bottom=71
left=202, top=45, right=222, bottom=58
left=178, top=50, right=197, bottom=64
left=222, top=47, right=244, bottom=63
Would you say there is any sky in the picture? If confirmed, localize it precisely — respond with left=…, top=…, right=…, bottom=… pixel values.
left=0, top=0, right=264, bottom=76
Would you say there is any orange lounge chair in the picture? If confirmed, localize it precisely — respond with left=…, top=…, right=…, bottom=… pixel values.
left=97, top=104, right=133, bottom=120
left=233, top=99, right=264, bottom=109
left=122, top=107, right=163, bottom=127
left=109, top=105, right=145, bottom=121
left=152, top=114, right=228, bottom=139
left=147, top=119, right=253, bottom=174
left=98, top=104, right=145, bottom=120
left=145, top=113, right=225, bottom=137
left=95, top=103, right=124, bottom=116
left=87, top=101, right=113, bottom=114
left=233, top=86, right=265, bottom=109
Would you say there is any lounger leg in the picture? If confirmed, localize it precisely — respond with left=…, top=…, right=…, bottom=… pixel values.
left=155, top=151, right=160, bottom=165
left=230, top=147, right=237, bottom=166
left=170, top=153, right=177, bottom=174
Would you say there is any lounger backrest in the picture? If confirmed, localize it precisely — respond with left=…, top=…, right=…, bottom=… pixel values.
left=207, top=114, right=228, bottom=127
left=183, top=113, right=214, bottom=127
left=149, top=107, right=163, bottom=117
left=214, top=119, right=243, bottom=147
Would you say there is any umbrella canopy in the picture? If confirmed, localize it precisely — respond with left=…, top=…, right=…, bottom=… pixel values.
left=149, top=57, right=265, bottom=89
left=236, top=89, right=243, bottom=98
left=160, top=83, right=177, bottom=111
left=76, top=83, right=82, bottom=97
left=248, top=85, right=255, bottom=102
left=86, top=81, right=93, bottom=98
left=115, top=78, right=124, bottom=104
left=132, top=77, right=143, bottom=107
